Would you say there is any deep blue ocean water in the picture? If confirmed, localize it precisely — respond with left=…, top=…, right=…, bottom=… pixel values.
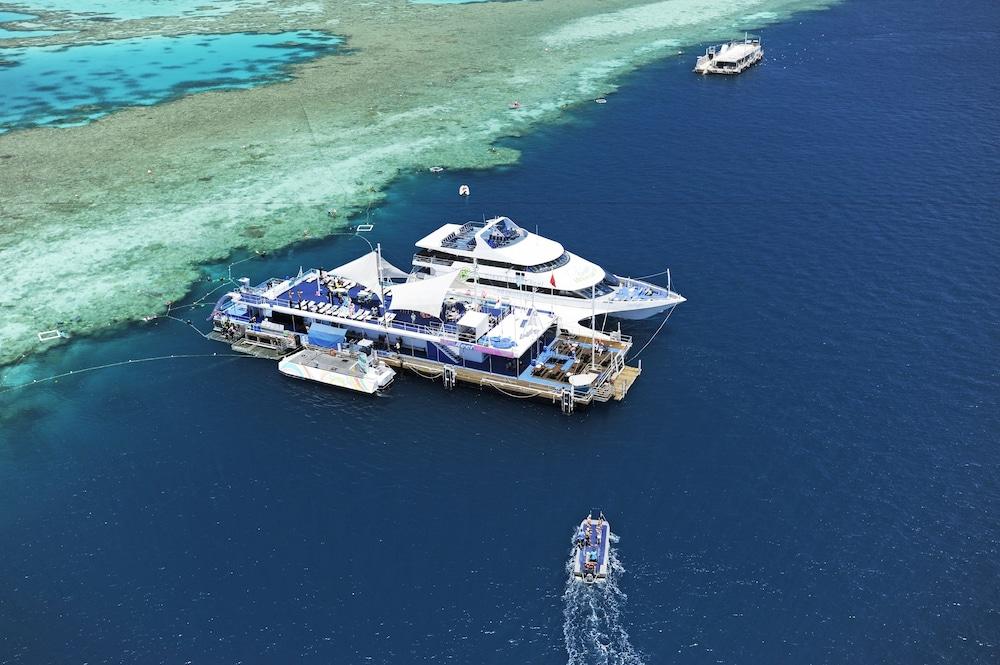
left=2, top=0, right=999, bottom=663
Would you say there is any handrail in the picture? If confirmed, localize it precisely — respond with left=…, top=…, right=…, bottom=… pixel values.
left=412, top=253, right=455, bottom=267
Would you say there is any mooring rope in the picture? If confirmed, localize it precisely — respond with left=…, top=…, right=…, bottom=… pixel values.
left=486, top=382, right=546, bottom=399
left=627, top=307, right=674, bottom=362
left=162, top=314, right=213, bottom=339
left=407, top=364, right=443, bottom=380
left=165, top=281, right=232, bottom=314
left=155, top=252, right=266, bottom=318
left=0, top=353, right=268, bottom=395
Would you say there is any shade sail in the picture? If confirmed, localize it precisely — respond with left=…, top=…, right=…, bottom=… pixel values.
left=330, top=251, right=409, bottom=295
left=331, top=251, right=380, bottom=294
left=380, top=257, right=410, bottom=280
left=387, top=272, right=458, bottom=315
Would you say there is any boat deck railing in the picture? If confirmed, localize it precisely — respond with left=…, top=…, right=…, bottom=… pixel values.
left=229, top=285, right=559, bottom=348
left=610, top=277, right=671, bottom=302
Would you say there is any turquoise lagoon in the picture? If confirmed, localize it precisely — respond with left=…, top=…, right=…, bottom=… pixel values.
left=0, top=10, right=68, bottom=37
left=0, top=30, right=341, bottom=132
left=0, top=1, right=267, bottom=20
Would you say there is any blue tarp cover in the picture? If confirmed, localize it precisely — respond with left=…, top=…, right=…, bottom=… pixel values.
left=308, top=323, right=347, bottom=348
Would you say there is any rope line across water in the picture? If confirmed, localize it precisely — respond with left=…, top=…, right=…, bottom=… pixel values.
left=0, top=353, right=268, bottom=395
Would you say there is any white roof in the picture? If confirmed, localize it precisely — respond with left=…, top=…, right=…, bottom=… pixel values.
left=330, top=251, right=409, bottom=295
left=387, top=272, right=458, bottom=315
left=457, top=310, right=490, bottom=329
left=486, top=307, right=556, bottom=355
left=716, top=42, right=758, bottom=61
left=415, top=217, right=564, bottom=267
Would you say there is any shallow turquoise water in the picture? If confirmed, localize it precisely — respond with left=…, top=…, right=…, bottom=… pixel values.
left=0, top=9, right=68, bottom=38
left=0, top=30, right=341, bottom=132
left=0, top=10, right=35, bottom=21
left=409, top=0, right=494, bottom=4
left=3, top=1, right=263, bottom=20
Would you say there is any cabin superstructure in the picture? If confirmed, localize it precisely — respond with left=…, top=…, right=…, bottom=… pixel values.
left=694, top=34, right=763, bottom=75
left=210, top=248, right=643, bottom=412
left=412, top=216, right=685, bottom=326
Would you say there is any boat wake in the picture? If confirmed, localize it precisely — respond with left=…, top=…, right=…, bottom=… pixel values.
left=563, top=533, right=644, bottom=665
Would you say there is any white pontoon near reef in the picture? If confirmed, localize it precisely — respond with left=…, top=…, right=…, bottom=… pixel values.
left=694, top=34, right=763, bottom=75
left=208, top=223, right=683, bottom=412
left=573, top=513, right=611, bottom=583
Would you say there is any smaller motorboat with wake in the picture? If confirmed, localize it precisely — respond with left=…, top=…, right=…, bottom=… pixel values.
left=572, top=512, right=611, bottom=583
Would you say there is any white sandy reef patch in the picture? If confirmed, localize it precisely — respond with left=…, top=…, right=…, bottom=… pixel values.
left=0, top=0, right=837, bottom=365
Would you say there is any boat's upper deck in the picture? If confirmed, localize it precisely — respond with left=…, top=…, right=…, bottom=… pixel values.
left=716, top=41, right=759, bottom=61
left=415, top=216, right=564, bottom=266
left=283, top=347, right=368, bottom=378
left=226, top=270, right=559, bottom=358
left=575, top=519, right=610, bottom=575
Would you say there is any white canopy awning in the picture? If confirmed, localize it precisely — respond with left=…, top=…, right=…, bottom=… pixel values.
left=380, top=257, right=410, bottom=280
left=330, top=251, right=410, bottom=295
left=387, top=272, right=458, bottom=316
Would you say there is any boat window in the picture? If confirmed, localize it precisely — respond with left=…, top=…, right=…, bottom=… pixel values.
left=472, top=276, right=591, bottom=299
left=525, top=252, right=571, bottom=273
left=415, top=248, right=571, bottom=273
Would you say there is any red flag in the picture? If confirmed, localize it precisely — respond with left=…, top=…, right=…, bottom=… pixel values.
left=549, top=273, right=556, bottom=288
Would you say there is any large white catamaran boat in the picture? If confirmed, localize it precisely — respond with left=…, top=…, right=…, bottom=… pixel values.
left=411, top=216, right=685, bottom=334
left=207, top=216, right=683, bottom=411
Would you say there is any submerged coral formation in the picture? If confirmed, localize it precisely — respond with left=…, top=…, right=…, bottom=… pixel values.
left=0, top=0, right=835, bottom=363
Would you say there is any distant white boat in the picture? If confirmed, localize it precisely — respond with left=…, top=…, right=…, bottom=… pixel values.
left=694, top=34, right=763, bottom=75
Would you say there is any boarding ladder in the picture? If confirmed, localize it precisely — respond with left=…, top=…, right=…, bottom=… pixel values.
left=442, top=365, right=458, bottom=391
left=560, top=388, right=575, bottom=415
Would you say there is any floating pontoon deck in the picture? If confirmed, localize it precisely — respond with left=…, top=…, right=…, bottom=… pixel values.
left=694, top=34, right=763, bottom=75
left=209, top=246, right=651, bottom=412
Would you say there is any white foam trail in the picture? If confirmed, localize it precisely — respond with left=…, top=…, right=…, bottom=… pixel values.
left=563, top=531, right=643, bottom=665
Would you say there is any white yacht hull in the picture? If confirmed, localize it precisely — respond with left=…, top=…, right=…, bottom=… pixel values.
left=452, top=281, right=684, bottom=324
left=411, top=215, right=685, bottom=331
left=278, top=355, right=394, bottom=394
left=606, top=302, right=679, bottom=320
